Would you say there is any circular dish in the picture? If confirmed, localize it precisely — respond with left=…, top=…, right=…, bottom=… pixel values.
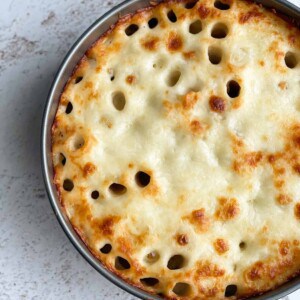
left=42, top=0, right=300, bottom=299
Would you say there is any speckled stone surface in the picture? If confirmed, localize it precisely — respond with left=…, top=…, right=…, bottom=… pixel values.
left=0, top=0, right=300, bottom=299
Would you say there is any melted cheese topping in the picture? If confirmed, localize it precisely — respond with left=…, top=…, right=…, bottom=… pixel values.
left=52, top=0, right=300, bottom=298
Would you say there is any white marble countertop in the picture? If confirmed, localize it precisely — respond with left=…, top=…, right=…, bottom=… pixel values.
left=0, top=0, right=300, bottom=299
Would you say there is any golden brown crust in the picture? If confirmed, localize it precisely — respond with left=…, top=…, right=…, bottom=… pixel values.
left=176, top=234, right=189, bottom=246
left=185, top=209, right=211, bottom=232
left=51, top=0, right=300, bottom=299
left=215, top=197, right=240, bottom=221
left=209, top=96, right=226, bottom=113
left=214, top=239, right=229, bottom=255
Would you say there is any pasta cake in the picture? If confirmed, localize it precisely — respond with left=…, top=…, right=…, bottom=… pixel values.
left=51, top=0, right=300, bottom=298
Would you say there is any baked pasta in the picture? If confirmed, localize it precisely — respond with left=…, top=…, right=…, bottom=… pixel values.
left=52, top=0, right=300, bottom=298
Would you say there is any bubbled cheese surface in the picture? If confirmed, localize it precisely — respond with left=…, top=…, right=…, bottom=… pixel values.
left=52, top=0, right=300, bottom=299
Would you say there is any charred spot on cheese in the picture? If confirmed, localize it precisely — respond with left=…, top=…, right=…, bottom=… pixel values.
left=128, top=163, right=134, bottom=168
left=176, top=234, right=189, bottom=246
left=198, top=4, right=210, bottom=18
left=142, top=36, right=160, bottom=51
left=52, top=0, right=300, bottom=298
left=276, top=194, right=292, bottom=205
left=186, top=208, right=210, bottom=232
left=192, top=209, right=207, bottom=222
left=246, top=261, right=264, bottom=281
left=196, top=261, right=225, bottom=277
left=214, top=238, right=229, bottom=254
left=117, top=236, right=133, bottom=255
left=288, top=34, right=296, bottom=45
left=190, top=120, right=203, bottom=135
left=99, top=216, right=120, bottom=236
left=232, top=143, right=263, bottom=174
left=199, top=286, right=219, bottom=297
left=267, top=154, right=277, bottom=164
left=100, top=116, right=113, bottom=128
left=167, top=32, right=183, bottom=52
left=244, top=152, right=263, bottom=167
left=275, top=179, right=284, bottom=189
left=182, top=91, right=198, bottom=109
left=183, top=51, right=196, bottom=60
left=294, top=203, right=300, bottom=220
left=215, top=197, right=240, bottom=221
left=279, top=241, right=290, bottom=256
left=245, top=257, right=295, bottom=283
left=125, top=75, right=136, bottom=85
left=141, top=179, right=159, bottom=197
left=274, top=167, right=285, bottom=176
left=292, top=127, right=300, bottom=148
left=278, top=81, right=287, bottom=90
left=209, top=96, right=226, bottom=113
left=83, top=162, right=96, bottom=177
left=84, top=81, right=93, bottom=90
left=239, top=9, right=263, bottom=24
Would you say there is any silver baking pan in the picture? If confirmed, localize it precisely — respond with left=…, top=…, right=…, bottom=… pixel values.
left=41, top=0, right=300, bottom=299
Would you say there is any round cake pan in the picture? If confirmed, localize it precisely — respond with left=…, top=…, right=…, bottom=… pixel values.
left=41, top=0, right=300, bottom=299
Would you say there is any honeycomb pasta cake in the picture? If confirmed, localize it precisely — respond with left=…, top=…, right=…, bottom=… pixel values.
left=52, top=0, right=300, bottom=298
